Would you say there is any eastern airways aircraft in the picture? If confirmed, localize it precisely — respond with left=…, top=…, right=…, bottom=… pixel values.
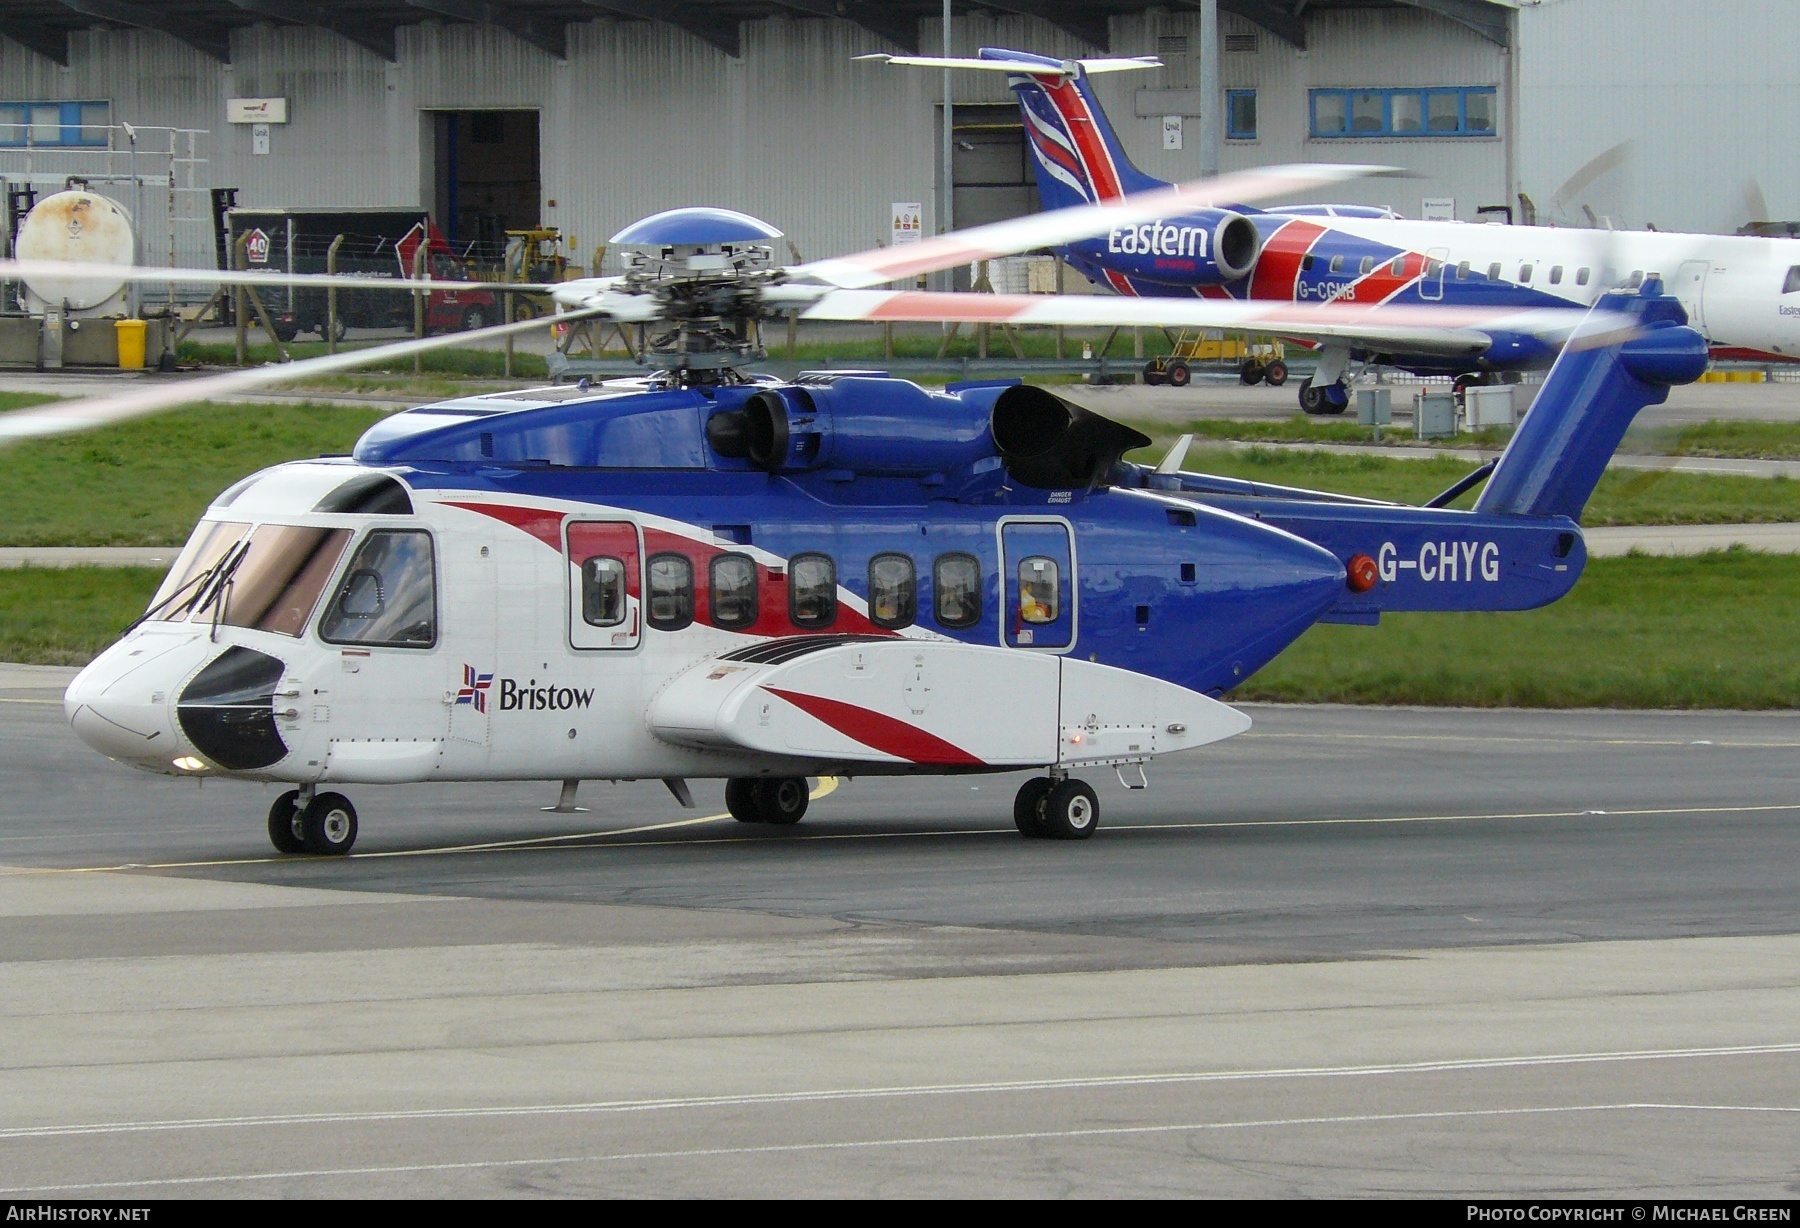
left=868, top=49, right=1800, bottom=413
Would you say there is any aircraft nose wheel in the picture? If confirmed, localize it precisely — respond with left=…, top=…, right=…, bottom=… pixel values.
left=1014, top=776, right=1099, bottom=840
left=267, top=790, right=306, bottom=854
left=301, top=792, right=359, bottom=855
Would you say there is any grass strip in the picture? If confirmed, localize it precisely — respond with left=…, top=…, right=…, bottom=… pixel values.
left=1234, top=549, right=1800, bottom=709
left=0, top=566, right=164, bottom=666
left=0, top=401, right=388, bottom=547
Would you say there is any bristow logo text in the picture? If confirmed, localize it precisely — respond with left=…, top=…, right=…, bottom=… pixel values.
left=1107, top=221, right=1208, bottom=258
left=498, top=677, right=595, bottom=712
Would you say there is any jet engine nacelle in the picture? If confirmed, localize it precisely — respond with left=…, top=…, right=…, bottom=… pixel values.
left=1088, top=208, right=1261, bottom=286
left=708, top=375, right=998, bottom=477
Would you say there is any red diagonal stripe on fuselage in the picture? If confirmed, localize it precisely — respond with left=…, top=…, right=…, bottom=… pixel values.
left=1248, top=219, right=1327, bottom=301
left=762, top=686, right=986, bottom=766
left=446, top=500, right=564, bottom=551
left=1343, top=249, right=1426, bottom=303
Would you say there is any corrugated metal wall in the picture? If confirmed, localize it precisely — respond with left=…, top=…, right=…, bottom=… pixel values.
left=1516, top=0, right=1800, bottom=234
left=0, top=8, right=1512, bottom=274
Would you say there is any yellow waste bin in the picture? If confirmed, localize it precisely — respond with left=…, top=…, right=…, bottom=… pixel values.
left=114, top=318, right=147, bottom=370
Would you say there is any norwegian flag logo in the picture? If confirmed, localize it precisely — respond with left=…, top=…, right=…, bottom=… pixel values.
left=455, top=664, right=493, bottom=714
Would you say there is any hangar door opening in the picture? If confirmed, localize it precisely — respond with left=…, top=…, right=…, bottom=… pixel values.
left=427, top=110, right=540, bottom=263
left=943, top=105, right=1040, bottom=288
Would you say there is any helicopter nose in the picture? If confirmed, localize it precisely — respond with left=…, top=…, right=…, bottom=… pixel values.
left=64, top=631, right=225, bottom=769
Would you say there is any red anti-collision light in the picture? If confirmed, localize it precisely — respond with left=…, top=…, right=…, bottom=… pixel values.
left=1346, top=552, right=1379, bottom=593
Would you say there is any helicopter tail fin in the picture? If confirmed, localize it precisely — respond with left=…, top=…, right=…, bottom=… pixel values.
left=1475, top=281, right=1707, bottom=522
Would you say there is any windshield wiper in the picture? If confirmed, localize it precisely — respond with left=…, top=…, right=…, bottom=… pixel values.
left=125, top=539, right=250, bottom=637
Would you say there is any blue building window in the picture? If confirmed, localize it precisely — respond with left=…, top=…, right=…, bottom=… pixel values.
left=0, top=102, right=111, bottom=148
left=1226, top=90, right=1257, bottom=140
left=1309, top=87, right=1495, bottom=138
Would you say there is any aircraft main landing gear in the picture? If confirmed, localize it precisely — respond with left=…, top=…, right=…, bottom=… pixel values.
left=1298, top=377, right=1349, bottom=415
left=725, top=776, right=810, bottom=826
left=1013, top=773, right=1100, bottom=840
left=266, top=787, right=359, bottom=855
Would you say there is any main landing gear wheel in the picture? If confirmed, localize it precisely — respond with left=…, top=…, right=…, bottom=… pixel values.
left=267, top=790, right=305, bottom=855
left=301, top=791, right=358, bottom=855
left=725, top=778, right=761, bottom=823
left=1263, top=360, right=1288, bottom=387
left=754, top=777, right=809, bottom=825
left=1299, top=377, right=1349, bottom=416
left=1013, top=776, right=1054, bottom=837
left=1041, top=779, right=1100, bottom=840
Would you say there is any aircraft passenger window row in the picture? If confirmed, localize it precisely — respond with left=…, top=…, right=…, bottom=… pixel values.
left=1783, top=266, right=1800, bottom=295
left=320, top=529, right=437, bottom=648
left=647, top=553, right=695, bottom=631
left=711, top=553, right=758, bottom=630
left=623, top=547, right=987, bottom=635
left=581, top=556, right=627, bottom=627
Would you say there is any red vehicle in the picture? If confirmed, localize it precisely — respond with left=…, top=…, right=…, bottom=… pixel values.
left=225, top=208, right=499, bottom=341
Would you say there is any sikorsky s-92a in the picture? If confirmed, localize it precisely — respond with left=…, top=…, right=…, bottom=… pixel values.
left=3, top=179, right=1690, bottom=855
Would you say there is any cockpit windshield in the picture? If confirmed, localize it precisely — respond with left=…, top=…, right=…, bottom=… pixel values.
left=145, top=520, right=352, bottom=637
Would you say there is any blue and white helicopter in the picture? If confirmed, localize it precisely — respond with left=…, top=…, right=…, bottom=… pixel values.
left=3, top=178, right=1701, bottom=856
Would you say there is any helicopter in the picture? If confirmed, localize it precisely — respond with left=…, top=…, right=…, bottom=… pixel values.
left=1, top=171, right=1693, bottom=856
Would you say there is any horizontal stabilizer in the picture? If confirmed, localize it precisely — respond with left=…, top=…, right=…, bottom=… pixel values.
left=648, top=637, right=1247, bottom=769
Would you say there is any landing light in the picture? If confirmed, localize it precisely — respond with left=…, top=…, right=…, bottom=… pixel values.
left=172, top=756, right=207, bottom=772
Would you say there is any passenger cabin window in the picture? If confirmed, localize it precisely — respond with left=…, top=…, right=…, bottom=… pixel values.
left=710, top=553, right=757, bottom=630
left=1519, top=263, right=1533, bottom=282
left=789, top=552, right=837, bottom=629
left=1328, top=254, right=1344, bottom=274
left=934, top=553, right=982, bottom=629
left=1424, top=258, right=1444, bottom=278
left=1577, top=267, right=1592, bottom=286
left=1018, top=556, right=1059, bottom=624
left=868, top=553, right=916, bottom=629
left=1784, top=265, right=1800, bottom=294
left=1391, top=256, right=1406, bottom=276
left=646, top=553, right=694, bottom=631
left=1549, top=265, right=1564, bottom=285
left=1625, top=270, right=1644, bottom=289
left=1359, top=256, right=1374, bottom=276
left=1456, top=260, right=1470, bottom=280
left=1488, top=262, right=1502, bottom=280
left=319, top=530, right=436, bottom=648
left=581, top=557, right=626, bottom=627
left=1301, top=255, right=1315, bottom=272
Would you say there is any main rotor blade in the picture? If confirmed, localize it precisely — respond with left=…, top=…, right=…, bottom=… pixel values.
left=0, top=257, right=562, bottom=295
left=793, top=164, right=1397, bottom=291
left=798, top=290, right=1632, bottom=358
left=0, top=309, right=599, bottom=445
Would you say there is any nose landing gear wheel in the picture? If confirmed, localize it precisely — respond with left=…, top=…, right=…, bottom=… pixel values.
left=1042, top=779, right=1100, bottom=840
left=755, top=777, right=809, bottom=825
left=267, top=790, right=305, bottom=854
left=725, top=778, right=761, bottom=823
left=1013, top=776, right=1054, bottom=837
left=301, top=792, right=358, bottom=855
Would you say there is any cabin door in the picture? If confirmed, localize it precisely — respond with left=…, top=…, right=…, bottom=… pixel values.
left=1674, top=260, right=1709, bottom=331
left=566, top=520, right=643, bottom=650
left=1001, top=518, right=1075, bottom=651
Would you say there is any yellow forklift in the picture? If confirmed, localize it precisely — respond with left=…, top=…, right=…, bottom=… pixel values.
left=1142, top=330, right=1288, bottom=387
left=500, top=227, right=583, bottom=320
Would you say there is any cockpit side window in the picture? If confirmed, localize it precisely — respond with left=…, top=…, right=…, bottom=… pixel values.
left=1784, top=265, right=1800, bottom=294
left=319, top=530, right=437, bottom=648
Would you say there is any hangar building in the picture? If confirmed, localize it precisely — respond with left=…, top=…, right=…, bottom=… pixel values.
left=0, top=1, right=1790, bottom=276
